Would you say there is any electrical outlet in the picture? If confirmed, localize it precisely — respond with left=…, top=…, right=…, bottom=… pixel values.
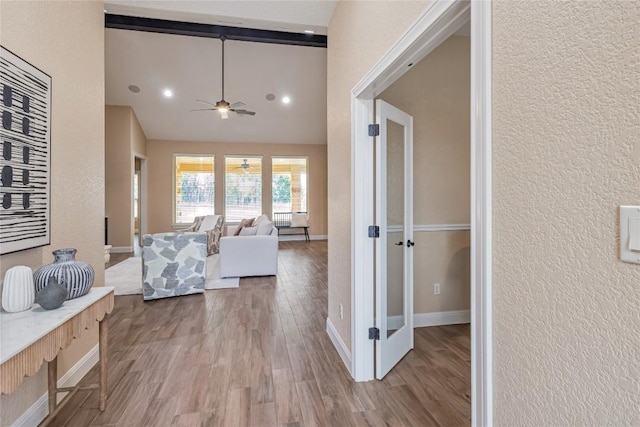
left=434, top=283, right=441, bottom=295
left=339, top=303, right=344, bottom=320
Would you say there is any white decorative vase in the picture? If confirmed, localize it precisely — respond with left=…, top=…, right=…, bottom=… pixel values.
left=2, top=266, right=35, bottom=313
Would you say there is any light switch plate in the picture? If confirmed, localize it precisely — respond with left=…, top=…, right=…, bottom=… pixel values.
left=620, top=205, right=640, bottom=264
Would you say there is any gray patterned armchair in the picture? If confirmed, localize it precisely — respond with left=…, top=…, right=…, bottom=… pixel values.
left=142, top=232, right=207, bottom=300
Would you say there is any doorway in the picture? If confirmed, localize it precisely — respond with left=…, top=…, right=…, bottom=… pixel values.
left=350, top=1, right=492, bottom=425
left=133, top=154, right=147, bottom=254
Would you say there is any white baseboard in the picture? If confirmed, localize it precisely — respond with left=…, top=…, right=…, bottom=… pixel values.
left=387, top=309, right=470, bottom=330
left=325, top=318, right=352, bottom=376
left=11, top=345, right=99, bottom=427
left=110, top=246, right=133, bottom=253
left=278, top=234, right=327, bottom=241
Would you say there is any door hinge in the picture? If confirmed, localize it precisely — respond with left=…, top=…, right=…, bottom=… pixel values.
left=368, top=225, right=380, bottom=238
left=369, top=327, right=380, bottom=340
left=368, top=124, right=380, bottom=137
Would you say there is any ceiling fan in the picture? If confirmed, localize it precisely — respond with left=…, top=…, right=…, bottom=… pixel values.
left=191, top=36, right=256, bottom=119
left=233, top=159, right=251, bottom=172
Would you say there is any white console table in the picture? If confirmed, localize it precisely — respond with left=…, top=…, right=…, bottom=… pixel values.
left=0, top=287, right=114, bottom=424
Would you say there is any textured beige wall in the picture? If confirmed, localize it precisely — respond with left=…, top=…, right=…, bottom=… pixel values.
left=105, top=106, right=147, bottom=248
left=131, top=110, right=147, bottom=157
left=0, top=1, right=105, bottom=425
left=145, top=140, right=327, bottom=235
left=327, top=0, right=431, bottom=350
left=387, top=231, right=470, bottom=316
left=105, top=106, right=132, bottom=248
left=493, top=1, right=640, bottom=424
left=380, top=35, right=470, bottom=316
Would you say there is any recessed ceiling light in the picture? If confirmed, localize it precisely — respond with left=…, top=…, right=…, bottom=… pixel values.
left=128, top=85, right=140, bottom=93
left=304, top=30, right=315, bottom=34
left=163, top=89, right=173, bottom=98
left=282, top=96, right=291, bottom=104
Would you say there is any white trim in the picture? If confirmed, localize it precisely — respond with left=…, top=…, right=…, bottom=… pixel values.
left=388, top=223, right=471, bottom=233
left=414, top=223, right=470, bottom=232
left=348, top=0, right=492, bottom=425
left=352, top=1, right=470, bottom=98
left=325, top=318, right=352, bottom=376
left=110, top=246, right=133, bottom=253
left=387, top=310, right=470, bottom=330
left=470, top=1, right=493, bottom=426
left=11, top=345, right=99, bottom=427
left=351, top=96, right=375, bottom=381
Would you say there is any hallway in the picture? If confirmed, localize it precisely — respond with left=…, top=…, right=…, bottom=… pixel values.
left=53, top=241, right=469, bottom=426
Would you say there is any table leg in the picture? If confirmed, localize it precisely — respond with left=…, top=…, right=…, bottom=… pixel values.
left=47, top=357, right=57, bottom=415
left=99, top=314, right=109, bottom=411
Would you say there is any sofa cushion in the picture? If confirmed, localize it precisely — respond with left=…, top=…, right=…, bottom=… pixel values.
left=253, top=214, right=269, bottom=227
left=198, top=215, right=220, bottom=232
left=257, top=221, right=274, bottom=235
left=239, top=226, right=258, bottom=236
left=234, top=218, right=254, bottom=236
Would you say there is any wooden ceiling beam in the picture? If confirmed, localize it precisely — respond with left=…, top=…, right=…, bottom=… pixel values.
left=105, top=14, right=327, bottom=48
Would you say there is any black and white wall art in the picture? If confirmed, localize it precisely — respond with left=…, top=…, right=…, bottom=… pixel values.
left=0, top=46, right=51, bottom=255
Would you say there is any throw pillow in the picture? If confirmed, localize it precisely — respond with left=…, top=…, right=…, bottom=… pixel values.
left=198, top=215, right=220, bottom=232
left=239, top=226, right=258, bottom=236
left=291, top=213, right=308, bottom=227
left=253, top=214, right=269, bottom=227
left=234, top=218, right=254, bottom=236
left=257, top=221, right=274, bottom=235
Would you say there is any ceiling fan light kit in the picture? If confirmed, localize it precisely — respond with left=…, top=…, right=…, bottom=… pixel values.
left=191, top=35, right=256, bottom=119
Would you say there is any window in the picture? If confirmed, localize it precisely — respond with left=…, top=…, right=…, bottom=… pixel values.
left=272, top=157, right=308, bottom=213
left=225, top=156, right=262, bottom=222
left=174, top=155, right=215, bottom=224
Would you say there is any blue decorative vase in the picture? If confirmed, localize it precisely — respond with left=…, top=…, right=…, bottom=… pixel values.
left=34, top=249, right=95, bottom=300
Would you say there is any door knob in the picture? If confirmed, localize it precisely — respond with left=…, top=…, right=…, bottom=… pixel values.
left=407, top=240, right=415, bottom=247
left=394, top=241, right=404, bottom=246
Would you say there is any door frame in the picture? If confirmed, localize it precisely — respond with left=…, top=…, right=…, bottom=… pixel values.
left=350, top=1, right=492, bottom=426
left=132, top=152, right=147, bottom=247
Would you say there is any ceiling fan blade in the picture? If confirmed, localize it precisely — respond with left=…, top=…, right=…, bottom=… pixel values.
left=196, top=99, right=218, bottom=107
left=190, top=108, right=218, bottom=112
left=235, top=109, right=256, bottom=116
left=230, top=101, right=245, bottom=109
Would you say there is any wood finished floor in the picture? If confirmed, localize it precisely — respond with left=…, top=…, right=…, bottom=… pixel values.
left=52, top=241, right=470, bottom=426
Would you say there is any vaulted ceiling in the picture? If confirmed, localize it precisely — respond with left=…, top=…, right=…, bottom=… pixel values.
left=104, top=1, right=336, bottom=144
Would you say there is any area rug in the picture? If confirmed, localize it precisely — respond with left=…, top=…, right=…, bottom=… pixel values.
left=204, top=254, right=240, bottom=290
left=105, top=254, right=239, bottom=296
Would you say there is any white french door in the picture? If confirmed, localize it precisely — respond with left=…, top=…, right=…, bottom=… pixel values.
left=375, top=99, right=414, bottom=379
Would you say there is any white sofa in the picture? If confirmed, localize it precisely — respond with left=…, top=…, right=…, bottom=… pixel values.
left=219, top=227, right=278, bottom=278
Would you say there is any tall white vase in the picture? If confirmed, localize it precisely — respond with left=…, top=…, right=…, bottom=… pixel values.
left=2, top=266, right=35, bottom=313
